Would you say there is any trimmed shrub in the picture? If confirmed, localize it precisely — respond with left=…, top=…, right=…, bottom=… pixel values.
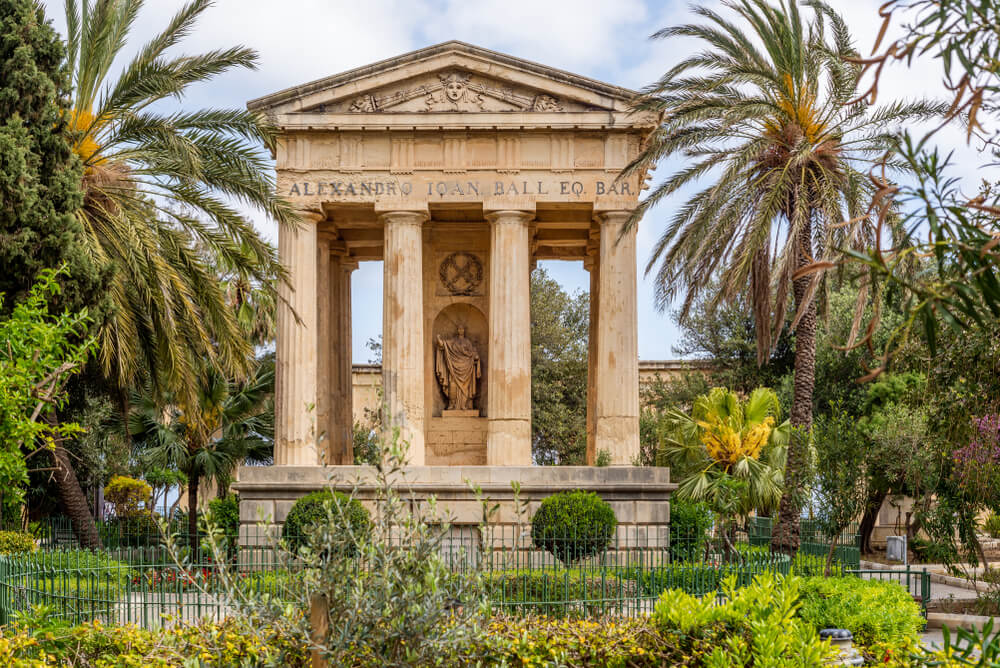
left=531, top=490, right=617, bottom=565
left=483, top=569, right=637, bottom=616
left=281, top=489, right=370, bottom=554
left=0, top=530, right=36, bottom=555
left=796, top=576, right=923, bottom=651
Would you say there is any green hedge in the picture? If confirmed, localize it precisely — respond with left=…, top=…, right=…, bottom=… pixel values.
left=484, top=568, right=637, bottom=616
left=1, top=550, right=131, bottom=624
left=623, top=551, right=792, bottom=598
left=796, top=576, right=924, bottom=650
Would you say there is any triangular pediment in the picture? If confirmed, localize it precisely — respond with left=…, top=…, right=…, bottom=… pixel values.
left=248, top=41, right=638, bottom=116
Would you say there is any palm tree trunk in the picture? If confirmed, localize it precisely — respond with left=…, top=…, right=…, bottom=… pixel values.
left=773, top=219, right=818, bottom=555
left=187, top=473, right=200, bottom=540
left=51, top=446, right=102, bottom=549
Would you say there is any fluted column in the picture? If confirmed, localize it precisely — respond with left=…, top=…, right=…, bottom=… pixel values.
left=316, top=237, right=332, bottom=462
left=594, top=210, right=639, bottom=465
left=329, top=255, right=356, bottom=465
left=275, top=209, right=322, bottom=465
left=584, top=248, right=599, bottom=465
left=380, top=208, right=428, bottom=464
left=485, top=208, right=534, bottom=466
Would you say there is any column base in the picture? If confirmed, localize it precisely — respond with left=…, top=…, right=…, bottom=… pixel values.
left=486, top=419, right=531, bottom=465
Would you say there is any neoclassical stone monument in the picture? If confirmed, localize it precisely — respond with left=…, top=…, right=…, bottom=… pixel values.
left=236, top=42, right=674, bottom=540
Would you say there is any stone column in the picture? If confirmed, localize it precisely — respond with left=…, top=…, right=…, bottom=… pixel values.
left=584, top=246, right=599, bottom=465
left=275, top=209, right=322, bottom=466
left=484, top=207, right=534, bottom=466
left=316, top=238, right=332, bottom=462
left=379, top=206, right=428, bottom=464
left=329, top=254, right=356, bottom=465
left=594, top=210, right=640, bottom=465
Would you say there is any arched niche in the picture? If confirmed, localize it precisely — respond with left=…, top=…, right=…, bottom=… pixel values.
left=431, top=302, right=487, bottom=416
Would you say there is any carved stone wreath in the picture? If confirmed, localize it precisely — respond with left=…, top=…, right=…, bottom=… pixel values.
left=439, top=252, right=484, bottom=295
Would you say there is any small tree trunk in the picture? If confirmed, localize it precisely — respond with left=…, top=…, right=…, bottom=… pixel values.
left=51, top=446, right=101, bottom=549
left=187, top=474, right=200, bottom=541
left=825, top=539, right=838, bottom=577
left=859, top=489, right=886, bottom=555
left=774, top=219, right=818, bottom=555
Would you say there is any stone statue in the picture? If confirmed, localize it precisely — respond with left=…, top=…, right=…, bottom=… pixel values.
left=435, top=326, right=481, bottom=411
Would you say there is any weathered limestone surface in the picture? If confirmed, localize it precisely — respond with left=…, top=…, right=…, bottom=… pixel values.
left=485, top=207, right=533, bottom=466
left=594, top=208, right=640, bottom=465
left=380, top=206, right=429, bottom=463
left=239, top=42, right=672, bottom=545
left=237, top=465, right=675, bottom=546
left=274, top=210, right=321, bottom=466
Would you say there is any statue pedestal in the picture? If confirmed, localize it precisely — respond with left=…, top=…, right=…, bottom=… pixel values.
left=442, top=409, right=480, bottom=418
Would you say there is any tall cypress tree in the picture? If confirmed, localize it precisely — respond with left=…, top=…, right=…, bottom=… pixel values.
left=0, top=0, right=107, bottom=546
left=0, top=0, right=103, bottom=312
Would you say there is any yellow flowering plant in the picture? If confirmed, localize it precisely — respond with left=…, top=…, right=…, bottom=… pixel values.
left=657, top=387, right=789, bottom=553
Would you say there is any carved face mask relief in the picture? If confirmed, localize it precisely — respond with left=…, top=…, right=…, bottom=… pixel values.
left=445, top=81, right=464, bottom=101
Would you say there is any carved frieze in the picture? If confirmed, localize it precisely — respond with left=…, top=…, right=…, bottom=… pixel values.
left=342, top=69, right=572, bottom=113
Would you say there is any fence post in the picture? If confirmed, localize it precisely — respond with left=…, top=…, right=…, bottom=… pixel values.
left=309, top=592, right=330, bottom=668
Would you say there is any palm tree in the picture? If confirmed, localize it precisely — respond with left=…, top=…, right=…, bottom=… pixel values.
left=51, top=0, right=292, bottom=546
left=626, top=0, right=942, bottom=551
left=658, top=387, right=788, bottom=546
left=129, top=354, right=274, bottom=540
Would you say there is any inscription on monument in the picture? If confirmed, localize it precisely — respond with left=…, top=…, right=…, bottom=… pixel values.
left=286, top=179, right=632, bottom=198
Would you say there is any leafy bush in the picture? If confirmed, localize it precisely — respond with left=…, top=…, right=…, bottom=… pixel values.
left=0, top=616, right=307, bottom=666
left=796, top=576, right=923, bottom=651
left=281, top=489, right=370, bottom=554
left=0, top=530, right=36, bottom=555
left=476, top=616, right=690, bottom=666
left=984, top=512, right=1000, bottom=539
left=104, top=475, right=152, bottom=518
left=207, top=494, right=240, bottom=556
left=483, top=569, right=637, bottom=616
left=652, top=573, right=837, bottom=666
left=531, top=490, right=617, bottom=565
left=669, top=499, right=713, bottom=562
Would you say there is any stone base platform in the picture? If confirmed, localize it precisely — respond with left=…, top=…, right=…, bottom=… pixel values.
left=235, top=465, right=675, bottom=550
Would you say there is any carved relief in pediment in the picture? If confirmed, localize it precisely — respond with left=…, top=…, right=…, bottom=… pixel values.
left=337, top=69, right=585, bottom=113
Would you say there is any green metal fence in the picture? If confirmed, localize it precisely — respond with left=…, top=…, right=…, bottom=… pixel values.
left=0, top=521, right=869, bottom=628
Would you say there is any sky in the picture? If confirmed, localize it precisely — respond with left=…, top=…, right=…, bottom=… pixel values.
left=39, top=0, right=987, bottom=362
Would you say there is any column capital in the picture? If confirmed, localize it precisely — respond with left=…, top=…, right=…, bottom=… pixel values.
left=484, top=209, right=535, bottom=226
left=483, top=195, right=536, bottom=218
left=295, top=208, right=325, bottom=224
left=374, top=199, right=429, bottom=220
left=592, top=209, right=633, bottom=226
